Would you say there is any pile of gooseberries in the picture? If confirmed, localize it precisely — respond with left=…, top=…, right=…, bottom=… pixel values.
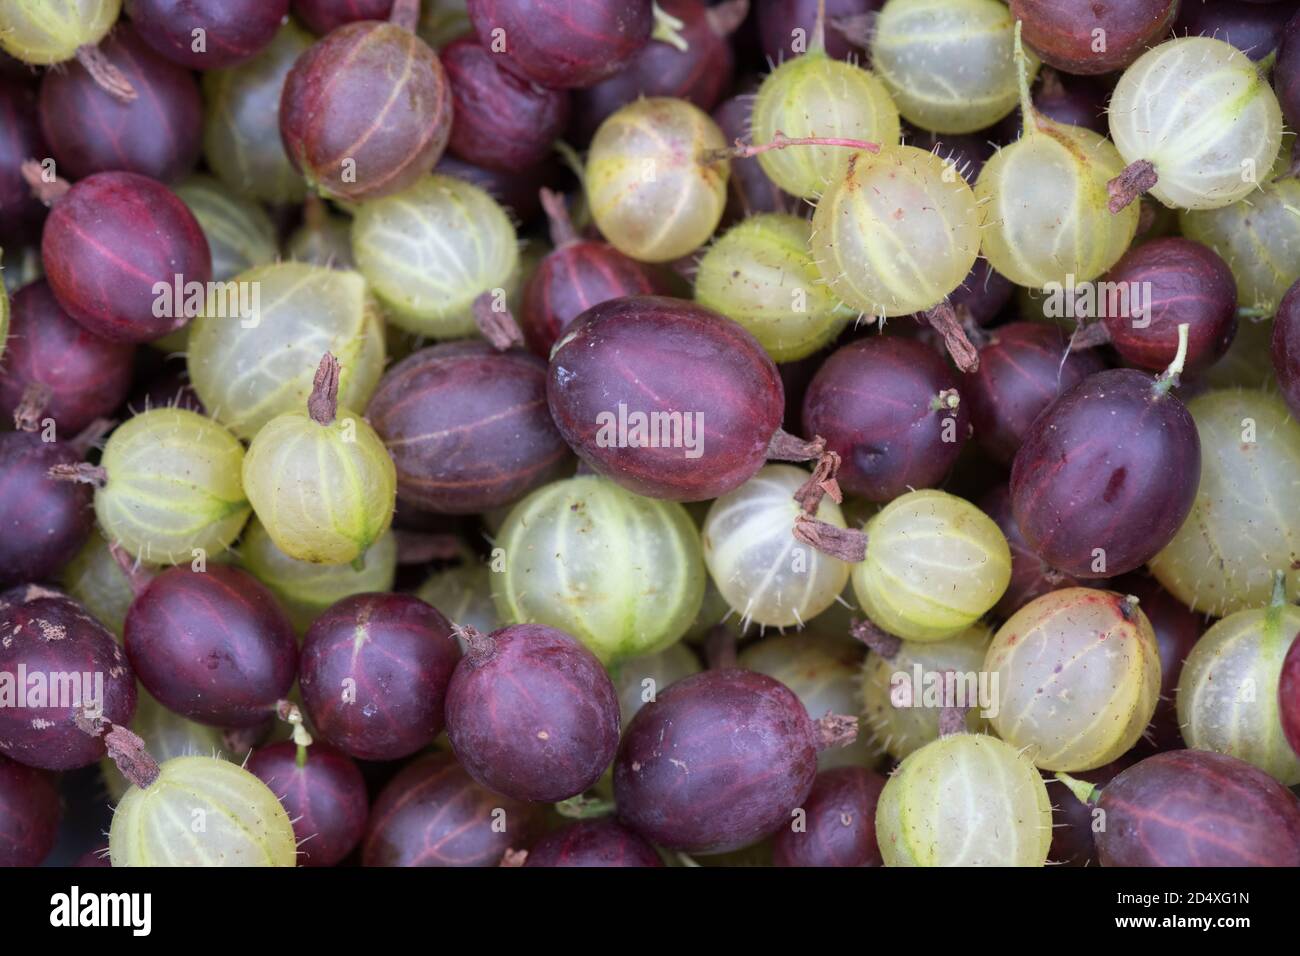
left=3, top=0, right=1300, bottom=880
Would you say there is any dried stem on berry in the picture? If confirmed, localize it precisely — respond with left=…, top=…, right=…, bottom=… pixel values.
left=701, top=132, right=881, bottom=166
left=1107, top=160, right=1158, bottom=214
left=13, top=384, right=50, bottom=433
left=850, top=618, right=901, bottom=659
left=923, top=301, right=979, bottom=372
left=47, top=463, right=108, bottom=487
left=472, top=291, right=524, bottom=351
left=766, top=429, right=825, bottom=462
left=78, top=717, right=160, bottom=789
left=75, top=44, right=138, bottom=103
left=813, top=713, right=860, bottom=750
left=539, top=188, right=578, bottom=248
left=390, top=0, right=421, bottom=32
left=20, top=160, right=70, bottom=205
left=793, top=450, right=843, bottom=515
left=308, top=353, right=341, bottom=426
left=793, top=513, right=867, bottom=562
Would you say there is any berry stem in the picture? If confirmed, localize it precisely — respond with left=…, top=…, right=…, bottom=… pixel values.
left=107, top=542, right=156, bottom=597
left=1237, top=306, right=1272, bottom=320
left=1055, top=771, right=1100, bottom=806
left=499, top=848, right=528, bottom=867
left=389, top=0, right=420, bottom=31
left=302, top=191, right=328, bottom=232
left=1269, top=569, right=1288, bottom=608
left=455, top=624, right=497, bottom=664
left=75, top=44, right=137, bottom=103
left=705, top=0, right=749, bottom=38
left=539, top=188, right=578, bottom=248
left=47, top=463, right=108, bottom=488
left=813, top=713, right=860, bottom=751
left=850, top=618, right=901, bottom=659
left=1152, top=322, right=1189, bottom=395
left=12, top=383, right=49, bottom=433
left=923, top=301, right=979, bottom=371
left=20, top=160, right=70, bottom=205
left=811, top=0, right=827, bottom=55
left=702, top=132, right=881, bottom=165
left=78, top=717, right=160, bottom=790
left=766, top=428, right=825, bottom=462
left=308, top=353, right=341, bottom=426
left=1107, top=160, right=1158, bottom=214
left=1013, top=20, right=1036, bottom=138
left=793, top=449, right=844, bottom=515
left=277, top=701, right=314, bottom=767
left=703, top=623, right=738, bottom=670
left=472, top=291, right=524, bottom=351
left=793, top=513, right=867, bottom=562
left=651, top=2, right=690, bottom=52
left=554, top=794, right=617, bottom=819
left=929, top=388, right=961, bottom=413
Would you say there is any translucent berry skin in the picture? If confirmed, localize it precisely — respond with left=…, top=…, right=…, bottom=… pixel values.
left=442, top=37, right=570, bottom=173
left=750, top=51, right=901, bottom=201
left=42, top=172, right=212, bottom=344
left=614, top=669, right=820, bottom=855
left=0, top=754, right=60, bottom=866
left=280, top=21, right=451, bottom=202
left=1177, top=600, right=1300, bottom=783
left=704, top=465, right=851, bottom=630
left=854, top=490, right=1012, bottom=643
left=1010, top=370, right=1200, bottom=579
left=467, top=0, right=653, bottom=90
left=1101, top=238, right=1238, bottom=373
left=247, top=741, right=369, bottom=868
left=772, top=767, right=886, bottom=868
left=872, top=0, right=1035, bottom=135
left=300, top=593, right=461, bottom=762
left=351, top=174, right=519, bottom=338
left=367, top=343, right=570, bottom=514
left=39, top=24, right=201, bottom=183
left=1272, top=280, right=1300, bottom=419
left=1151, top=391, right=1300, bottom=615
left=99, top=690, right=226, bottom=802
left=802, top=337, right=968, bottom=502
left=0, top=0, right=119, bottom=65
left=125, top=0, right=289, bottom=70
left=446, top=624, right=621, bottom=803
left=1281, top=634, right=1300, bottom=758
left=809, top=146, right=981, bottom=317
left=0, top=432, right=94, bottom=589
left=586, top=97, right=729, bottom=263
left=175, top=175, right=279, bottom=282
left=524, top=819, right=664, bottom=867
left=1094, top=750, right=1300, bottom=867
left=294, top=0, right=393, bottom=34
left=1011, top=0, right=1178, bottom=74
left=875, top=732, right=1053, bottom=867
left=0, top=281, right=134, bottom=435
left=966, top=322, right=1105, bottom=467
left=1109, top=37, right=1283, bottom=211
left=0, top=80, right=49, bottom=244
left=0, top=587, right=136, bottom=771
left=859, top=623, right=993, bottom=759
left=362, top=752, right=541, bottom=867
left=976, top=117, right=1138, bottom=290
left=124, top=565, right=296, bottom=727
left=109, top=755, right=298, bottom=866
left=569, top=0, right=734, bottom=144
left=987, top=588, right=1161, bottom=772
left=242, top=405, right=397, bottom=566
left=758, top=0, right=882, bottom=64
left=547, top=296, right=784, bottom=502
left=203, top=19, right=312, bottom=205
left=521, top=241, right=658, bottom=356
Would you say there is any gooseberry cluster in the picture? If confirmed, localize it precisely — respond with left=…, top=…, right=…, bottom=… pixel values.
left=1, top=0, right=1299, bottom=876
